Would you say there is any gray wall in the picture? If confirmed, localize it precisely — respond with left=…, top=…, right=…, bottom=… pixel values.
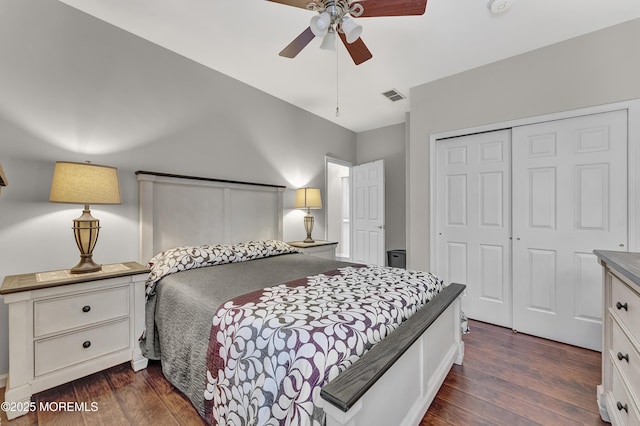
left=0, top=0, right=356, bottom=377
left=357, top=123, right=406, bottom=257
left=407, top=18, right=640, bottom=271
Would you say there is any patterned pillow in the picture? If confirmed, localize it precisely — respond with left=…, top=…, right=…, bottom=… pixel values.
left=145, top=240, right=299, bottom=298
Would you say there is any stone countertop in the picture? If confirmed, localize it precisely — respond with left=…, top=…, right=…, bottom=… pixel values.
left=594, top=250, right=640, bottom=289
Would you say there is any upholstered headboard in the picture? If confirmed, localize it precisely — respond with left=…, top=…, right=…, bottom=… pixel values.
left=137, top=171, right=285, bottom=263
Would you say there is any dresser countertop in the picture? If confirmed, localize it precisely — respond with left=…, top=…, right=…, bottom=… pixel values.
left=593, top=250, right=640, bottom=289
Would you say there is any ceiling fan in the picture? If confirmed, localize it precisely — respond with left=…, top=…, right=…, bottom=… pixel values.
left=269, top=0, right=428, bottom=65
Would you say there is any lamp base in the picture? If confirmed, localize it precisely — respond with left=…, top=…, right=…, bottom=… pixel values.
left=69, top=206, right=102, bottom=274
left=303, top=212, right=315, bottom=243
left=70, top=255, right=102, bottom=274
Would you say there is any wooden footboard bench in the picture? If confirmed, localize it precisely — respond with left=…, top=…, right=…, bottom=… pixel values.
left=320, top=283, right=466, bottom=426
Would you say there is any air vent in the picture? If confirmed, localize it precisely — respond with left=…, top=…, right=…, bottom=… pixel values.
left=382, top=89, right=406, bottom=102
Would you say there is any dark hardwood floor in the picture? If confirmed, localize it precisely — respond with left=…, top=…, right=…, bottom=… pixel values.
left=421, top=320, right=606, bottom=425
left=1, top=320, right=606, bottom=425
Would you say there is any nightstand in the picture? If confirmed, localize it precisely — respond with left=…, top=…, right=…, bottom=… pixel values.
left=288, top=241, right=338, bottom=260
left=0, top=262, right=149, bottom=419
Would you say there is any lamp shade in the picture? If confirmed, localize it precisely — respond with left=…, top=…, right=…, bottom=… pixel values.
left=49, top=161, right=121, bottom=205
left=320, top=30, right=336, bottom=51
left=341, top=17, right=363, bottom=44
left=310, top=12, right=331, bottom=37
left=295, top=187, right=322, bottom=210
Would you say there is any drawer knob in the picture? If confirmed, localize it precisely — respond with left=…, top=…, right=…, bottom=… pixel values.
left=82, top=341, right=91, bottom=349
left=82, top=305, right=91, bottom=313
left=616, top=301, right=628, bottom=311
left=617, top=352, right=630, bottom=363
left=617, top=402, right=628, bottom=413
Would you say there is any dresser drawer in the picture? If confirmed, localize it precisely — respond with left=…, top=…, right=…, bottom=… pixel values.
left=612, top=367, right=640, bottom=426
left=611, top=273, right=640, bottom=339
left=34, top=285, right=130, bottom=337
left=34, top=318, right=130, bottom=376
left=612, top=320, right=640, bottom=397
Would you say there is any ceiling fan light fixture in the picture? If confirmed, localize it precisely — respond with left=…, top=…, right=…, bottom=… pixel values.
left=320, top=28, right=336, bottom=50
left=310, top=12, right=331, bottom=37
left=341, top=17, right=362, bottom=43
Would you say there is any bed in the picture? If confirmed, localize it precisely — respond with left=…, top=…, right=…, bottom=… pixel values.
left=137, top=171, right=465, bottom=426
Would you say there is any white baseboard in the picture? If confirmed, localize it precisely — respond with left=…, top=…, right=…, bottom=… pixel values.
left=0, top=372, right=7, bottom=389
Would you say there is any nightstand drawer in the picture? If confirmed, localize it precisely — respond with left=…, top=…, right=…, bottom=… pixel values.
left=34, top=318, right=130, bottom=376
left=34, top=285, right=129, bottom=337
left=612, top=321, right=640, bottom=397
left=611, top=273, right=640, bottom=340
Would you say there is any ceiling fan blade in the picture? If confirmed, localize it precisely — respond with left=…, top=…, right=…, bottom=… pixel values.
left=279, top=27, right=316, bottom=58
left=338, top=32, right=372, bottom=65
left=351, top=0, right=428, bottom=17
left=266, top=0, right=311, bottom=10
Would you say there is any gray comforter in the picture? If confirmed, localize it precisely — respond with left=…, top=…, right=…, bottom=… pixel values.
left=141, top=253, right=354, bottom=416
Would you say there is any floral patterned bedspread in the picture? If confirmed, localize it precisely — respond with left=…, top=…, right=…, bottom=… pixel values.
left=203, top=265, right=444, bottom=426
left=145, top=240, right=300, bottom=300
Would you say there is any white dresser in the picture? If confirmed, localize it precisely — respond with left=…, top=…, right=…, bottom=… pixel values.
left=0, top=262, right=149, bottom=419
left=595, top=250, right=640, bottom=425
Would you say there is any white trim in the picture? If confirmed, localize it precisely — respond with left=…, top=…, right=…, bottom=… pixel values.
left=626, top=101, right=640, bottom=252
left=429, top=99, right=640, bottom=269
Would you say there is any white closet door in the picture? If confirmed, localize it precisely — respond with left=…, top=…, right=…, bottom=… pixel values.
left=512, top=110, right=628, bottom=351
left=436, top=130, right=512, bottom=327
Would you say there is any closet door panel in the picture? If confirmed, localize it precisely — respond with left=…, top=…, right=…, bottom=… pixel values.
left=436, top=130, right=512, bottom=327
left=512, top=110, right=628, bottom=351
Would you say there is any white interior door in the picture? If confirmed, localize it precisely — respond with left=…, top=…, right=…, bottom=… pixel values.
left=435, top=130, right=512, bottom=327
left=512, top=110, right=628, bottom=351
left=352, top=160, right=385, bottom=266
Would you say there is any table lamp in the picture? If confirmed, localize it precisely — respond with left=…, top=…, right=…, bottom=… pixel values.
left=294, top=187, right=322, bottom=243
left=49, top=161, right=121, bottom=273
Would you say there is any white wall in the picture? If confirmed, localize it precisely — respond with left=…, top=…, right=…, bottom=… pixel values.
left=0, top=0, right=356, bottom=377
left=408, top=18, right=640, bottom=271
left=357, top=123, right=406, bottom=256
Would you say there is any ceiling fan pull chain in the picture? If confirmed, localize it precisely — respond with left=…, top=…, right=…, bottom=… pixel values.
left=335, top=41, right=340, bottom=117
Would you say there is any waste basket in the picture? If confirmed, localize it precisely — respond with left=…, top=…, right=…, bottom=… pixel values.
left=387, top=249, right=406, bottom=268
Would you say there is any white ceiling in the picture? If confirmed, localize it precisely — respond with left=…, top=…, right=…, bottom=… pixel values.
left=58, top=0, right=640, bottom=133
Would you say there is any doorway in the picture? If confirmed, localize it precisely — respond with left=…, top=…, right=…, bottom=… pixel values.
left=326, top=157, right=351, bottom=260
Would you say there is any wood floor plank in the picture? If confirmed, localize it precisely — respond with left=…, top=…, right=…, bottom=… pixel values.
left=72, top=371, right=129, bottom=426
left=142, top=361, right=205, bottom=426
left=425, top=396, right=503, bottom=426
left=467, top=322, right=601, bottom=372
left=429, top=320, right=607, bottom=426
left=35, top=382, right=84, bottom=425
left=433, top=382, right=543, bottom=426
left=461, top=348, right=598, bottom=411
left=106, top=363, right=180, bottom=426
left=0, top=319, right=607, bottom=425
left=465, top=322, right=601, bottom=373
left=445, top=365, right=598, bottom=425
